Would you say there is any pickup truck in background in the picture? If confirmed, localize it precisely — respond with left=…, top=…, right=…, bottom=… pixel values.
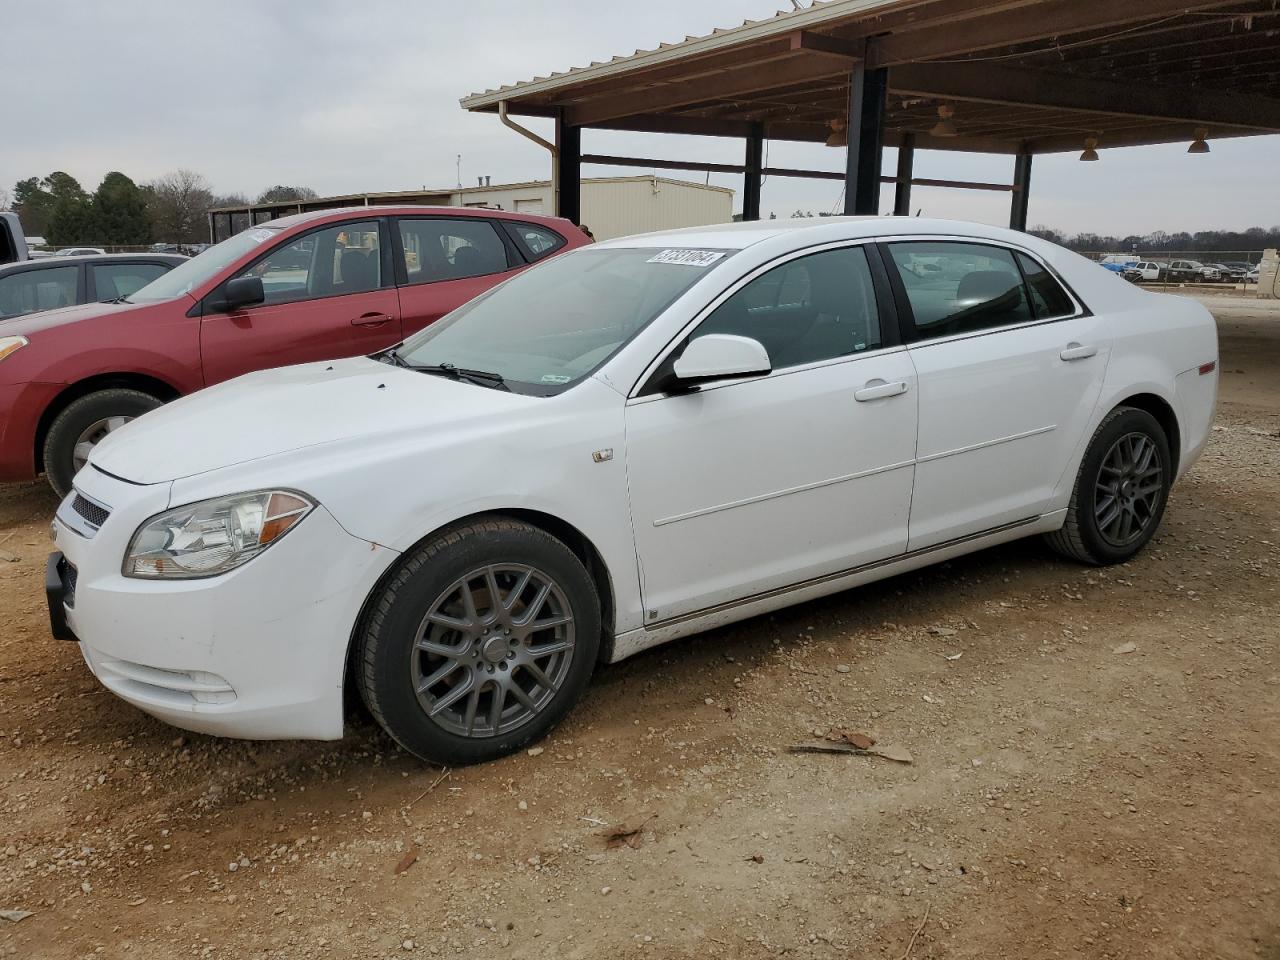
left=1, top=213, right=30, bottom=265
left=1167, top=259, right=1221, bottom=283
left=1123, top=260, right=1168, bottom=283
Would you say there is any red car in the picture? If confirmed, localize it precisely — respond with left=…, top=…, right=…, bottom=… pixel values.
left=0, top=206, right=589, bottom=494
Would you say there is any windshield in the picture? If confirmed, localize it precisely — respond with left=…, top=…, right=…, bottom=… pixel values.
left=126, top=226, right=283, bottom=303
left=396, top=246, right=731, bottom=395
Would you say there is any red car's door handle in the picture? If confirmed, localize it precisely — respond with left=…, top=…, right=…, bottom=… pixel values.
left=351, top=313, right=394, bottom=328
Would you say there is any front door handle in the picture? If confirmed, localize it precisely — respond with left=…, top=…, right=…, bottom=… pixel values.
left=352, top=312, right=394, bottom=328
left=1060, top=343, right=1098, bottom=362
left=854, top=379, right=909, bottom=402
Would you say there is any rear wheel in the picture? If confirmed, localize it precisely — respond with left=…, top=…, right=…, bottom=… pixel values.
left=1044, top=406, right=1172, bottom=566
left=42, top=388, right=164, bottom=497
left=356, top=517, right=600, bottom=765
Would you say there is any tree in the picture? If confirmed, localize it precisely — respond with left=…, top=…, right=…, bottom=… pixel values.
left=12, top=176, right=55, bottom=236
left=0, top=186, right=10, bottom=212
left=147, top=169, right=215, bottom=244
left=256, top=185, right=318, bottom=204
left=42, top=172, right=95, bottom=246
left=94, top=172, right=151, bottom=245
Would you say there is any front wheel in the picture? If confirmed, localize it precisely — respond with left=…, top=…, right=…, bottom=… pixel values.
left=355, top=517, right=600, bottom=765
left=42, top=388, right=164, bottom=497
left=1044, top=406, right=1172, bottom=566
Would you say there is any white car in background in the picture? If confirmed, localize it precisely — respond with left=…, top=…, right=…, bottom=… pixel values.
left=46, top=218, right=1219, bottom=765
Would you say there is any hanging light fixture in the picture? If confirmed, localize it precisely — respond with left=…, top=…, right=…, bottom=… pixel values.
left=1079, top=136, right=1100, bottom=162
left=930, top=104, right=958, bottom=138
left=1188, top=128, right=1211, bottom=154
left=825, top=118, right=848, bottom=148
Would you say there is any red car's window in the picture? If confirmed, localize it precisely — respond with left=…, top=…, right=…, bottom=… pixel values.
left=398, top=219, right=510, bottom=284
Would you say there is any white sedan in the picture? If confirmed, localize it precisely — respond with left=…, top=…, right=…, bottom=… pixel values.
left=47, top=218, right=1218, bottom=765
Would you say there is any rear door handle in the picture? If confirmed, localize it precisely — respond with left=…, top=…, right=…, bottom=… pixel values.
left=854, top=379, right=909, bottom=402
left=1060, top=343, right=1098, bottom=361
left=352, top=312, right=394, bottom=328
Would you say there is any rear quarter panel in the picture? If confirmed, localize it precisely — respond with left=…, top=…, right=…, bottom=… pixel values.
left=1051, top=250, right=1218, bottom=480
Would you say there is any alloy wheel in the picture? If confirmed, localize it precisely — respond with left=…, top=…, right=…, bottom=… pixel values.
left=1094, top=431, right=1164, bottom=548
left=411, top=564, right=576, bottom=738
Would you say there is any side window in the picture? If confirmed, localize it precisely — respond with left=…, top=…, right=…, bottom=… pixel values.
left=510, top=222, right=565, bottom=261
left=1015, top=253, right=1076, bottom=320
left=692, top=246, right=881, bottom=369
left=0, top=266, right=78, bottom=318
left=235, top=221, right=381, bottom=305
left=398, top=218, right=510, bottom=284
left=886, top=242, right=1033, bottom=339
left=92, top=262, right=169, bottom=301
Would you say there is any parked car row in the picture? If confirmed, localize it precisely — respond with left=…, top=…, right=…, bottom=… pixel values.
left=42, top=217, right=1218, bottom=764
left=1122, top=258, right=1258, bottom=284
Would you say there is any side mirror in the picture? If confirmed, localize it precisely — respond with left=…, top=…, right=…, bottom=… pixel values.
left=672, top=334, right=771, bottom=386
left=206, top=275, right=265, bottom=314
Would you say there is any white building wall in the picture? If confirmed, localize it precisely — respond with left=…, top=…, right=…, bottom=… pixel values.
left=447, top=177, right=733, bottom=241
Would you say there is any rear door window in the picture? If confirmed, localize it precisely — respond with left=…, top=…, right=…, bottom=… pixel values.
left=0, top=265, right=80, bottom=318
left=398, top=218, right=511, bottom=284
left=885, top=242, right=1034, bottom=340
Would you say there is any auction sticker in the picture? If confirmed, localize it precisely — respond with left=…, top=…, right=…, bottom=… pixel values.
left=647, top=249, right=726, bottom=267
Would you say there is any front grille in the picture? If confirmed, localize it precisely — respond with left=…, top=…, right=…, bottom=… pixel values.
left=71, top=494, right=110, bottom=529
left=63, top=560, right=78, bottom=608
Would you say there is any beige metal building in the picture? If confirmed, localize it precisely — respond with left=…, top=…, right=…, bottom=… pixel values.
left=208, top=176, right=733, bottom=243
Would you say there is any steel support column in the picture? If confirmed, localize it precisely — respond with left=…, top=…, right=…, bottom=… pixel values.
left=894, top=133, right=916, bottom=216
left=844, top=58, right=888, bottom=216
left=555, top=114, right=582, bottom=225
left=743, top=122, right=764, bottom=221
left=1010, top=150, right=1033, bottom=231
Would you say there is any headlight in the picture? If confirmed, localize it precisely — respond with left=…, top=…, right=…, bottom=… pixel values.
left=124, top=490, right=314, bottom=579
left=0, top=336, right=29, bottom=362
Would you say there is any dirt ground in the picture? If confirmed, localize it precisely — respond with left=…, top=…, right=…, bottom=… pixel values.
left=2, top=292, right=1277, bottom=960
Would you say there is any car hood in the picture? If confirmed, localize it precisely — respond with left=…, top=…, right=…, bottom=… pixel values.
left=0, top=296, right=173, bottom=335
left=89, top=357, right=536, bottom=484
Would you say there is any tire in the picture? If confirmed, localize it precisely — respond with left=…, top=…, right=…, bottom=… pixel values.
left=1044, top=406, right=1172, bottom=566
left=42, top=388, right=164, bottom=497
left=356, top=516, right=600, bottom=766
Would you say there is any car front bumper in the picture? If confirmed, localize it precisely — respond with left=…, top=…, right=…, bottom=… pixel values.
left=48, top=466, right=399, bottom=741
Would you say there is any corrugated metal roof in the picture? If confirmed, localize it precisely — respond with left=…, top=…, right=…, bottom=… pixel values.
left=460, top=0, right=911, bottom=109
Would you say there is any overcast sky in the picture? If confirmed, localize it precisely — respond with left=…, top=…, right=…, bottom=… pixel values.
left=3, top=0, right=1276, bottom=235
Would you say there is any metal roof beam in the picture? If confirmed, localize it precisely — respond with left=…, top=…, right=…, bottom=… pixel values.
left=889, top=60, right=1280, bottom=131
left=869, top=0, right=1250, bottom=67
left=565, top=54, right=854, bottom=127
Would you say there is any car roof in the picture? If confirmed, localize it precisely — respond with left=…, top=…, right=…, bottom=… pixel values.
left=591, top=216, right=1063, bottom=253
left=0, top=253, right=186, bottom=274
left=260, top=204, right=579, bottom=232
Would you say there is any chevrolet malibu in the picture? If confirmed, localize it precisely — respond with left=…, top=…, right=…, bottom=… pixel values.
left=46, top=218, right=1218, bottom=766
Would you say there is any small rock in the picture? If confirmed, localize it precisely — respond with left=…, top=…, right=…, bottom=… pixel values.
left=527, top=747, right=544, bottom=757
left=928, top=626, right=957, bottom=637
left=0, top=910, right=33, bottom=923
left=402, top=939, right=416, bottom=951
left=601, top=886, right=612, bottom=895
left=835, top=664, right=851, bottom=674
left=1113, top=641, right=1138, bottom=655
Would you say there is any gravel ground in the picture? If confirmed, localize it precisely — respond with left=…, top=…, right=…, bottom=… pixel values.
left=1, top=293, right=1277, bottom=960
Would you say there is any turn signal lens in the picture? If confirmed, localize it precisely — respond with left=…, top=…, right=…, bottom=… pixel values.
left=123, top=490, right=315, bottom=579
left=0, top=336, right=29, bottom=362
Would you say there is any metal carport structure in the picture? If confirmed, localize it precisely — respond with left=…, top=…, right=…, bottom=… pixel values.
left=461, top=0, right=1280, bottom=230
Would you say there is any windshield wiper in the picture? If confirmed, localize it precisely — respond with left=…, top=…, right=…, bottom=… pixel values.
left=380, top=347, right=411, bottom=368
left=414, top=362, right=510, bottom=391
